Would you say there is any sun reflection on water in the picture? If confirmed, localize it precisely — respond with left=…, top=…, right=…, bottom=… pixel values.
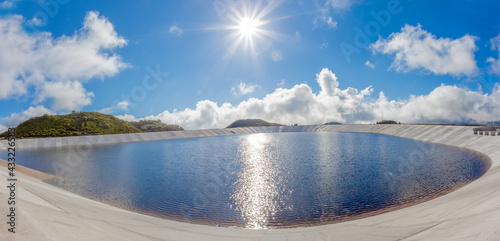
left=233, top=133, right=279, bottom=229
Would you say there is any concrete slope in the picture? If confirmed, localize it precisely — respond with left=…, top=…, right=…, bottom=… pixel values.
left=0, top=124, right=499, bottom=240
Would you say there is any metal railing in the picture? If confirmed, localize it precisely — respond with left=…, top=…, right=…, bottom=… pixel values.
left=473, top=126, right=500, bottom=136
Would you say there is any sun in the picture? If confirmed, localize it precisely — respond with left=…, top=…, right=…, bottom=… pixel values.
left=238, top=17, right=262, bottom=38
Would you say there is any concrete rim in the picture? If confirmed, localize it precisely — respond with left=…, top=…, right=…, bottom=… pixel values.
left=1, top=124, right=500, bottom=240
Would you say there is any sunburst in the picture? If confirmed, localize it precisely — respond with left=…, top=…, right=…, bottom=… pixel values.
left=203, top=1, right=293, bottom=78
left=238, top=17, right=263, bottom=38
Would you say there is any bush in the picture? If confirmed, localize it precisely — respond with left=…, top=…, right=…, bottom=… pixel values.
left=376, top=120, right=400, bottom=124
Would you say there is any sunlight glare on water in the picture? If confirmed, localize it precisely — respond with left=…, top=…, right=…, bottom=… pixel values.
left=234, top=133, right=279, bottom=229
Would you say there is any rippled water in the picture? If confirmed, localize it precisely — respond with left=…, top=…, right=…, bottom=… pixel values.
left=2, top=132, right=490, bottom=229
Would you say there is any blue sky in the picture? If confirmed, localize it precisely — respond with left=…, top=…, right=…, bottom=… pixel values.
left=0, top=0, right=500, bottom=130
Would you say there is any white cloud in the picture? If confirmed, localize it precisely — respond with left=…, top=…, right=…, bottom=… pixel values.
left=321, top=42, right=329, bottom=49
left=122, top=68, right=500, bottom=130
left=487, top=58, right=500, bottom=75
left=27, top=17, right=44, bottom=26
left=488, top=34, right=500, bottom=75
left=0, top=11, right=128, bottom=110
left=277, top=79, right=285, bottom=87
left=116, top=100, right=129, bottom=110
left=115, top=114, right=138, bottom=122
left=491, top=34, right=500, bottom=50
left=97, top=100, right=130, bottom=115
left=169, top=25, right=183, bottom=36
left=98, top=107, right=113, bottom=114
left=316, top=68, right=340, bottom=96
left=325, top=17, right=337, bottom=28
left=314, top=16, right=337, bottom=29
left=365, top=61, right=375, bottom=69
left=371, top=24, right=478, bottom=77
left=231, top=82, right=259, bottom=96
left=0, top=1, right=13, bottom=8
left=36, top=81, right=94, bottom=111
left=314, top=0, right=359, bottom=29
left=1, top=106, right=53, bottom=128
left=369, top=84, right=500, bottom=124
left=0, top=124, right=6, bottom=133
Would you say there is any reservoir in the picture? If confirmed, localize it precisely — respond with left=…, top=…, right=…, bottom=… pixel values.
left=3, top=132, right=490, bottom=229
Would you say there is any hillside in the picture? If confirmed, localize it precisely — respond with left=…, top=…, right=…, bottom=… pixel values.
left=0, top=112, right=183, bottom=139
left=130, top=120, right=183, bottom=132
left=324, top=121, right=342, bottom=125
left=226, top=119, right=284, bottom=128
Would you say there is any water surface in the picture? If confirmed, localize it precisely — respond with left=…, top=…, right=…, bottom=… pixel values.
left=2, top=132, right=490, bottom=229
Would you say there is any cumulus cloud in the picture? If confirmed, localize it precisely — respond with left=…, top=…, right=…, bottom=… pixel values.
left=36, top=81, right=94, bottom=111
left=365, top=61, right=375, bottom=69
left=488, top=34, right=500, bottom=75
left=371, top=24, right=478, bottom=77
left=169, top=25, right=183, bottom=36
left=369, top=84, right=500, bottom=124
left=316, top=68, right=340, bottom=96
left=120, top=68, right=500, bottom=130
left=0, top=11, right=128, bottom=110
left=1, top=106, right=53, bottom=128
left=231, top=82, right=259, bottom=96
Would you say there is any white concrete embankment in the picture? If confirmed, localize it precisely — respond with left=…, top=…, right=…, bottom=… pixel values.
left=1, top=124, right=500, bottom=240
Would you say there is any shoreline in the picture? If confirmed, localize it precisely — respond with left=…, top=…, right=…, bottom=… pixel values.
left=1, top=124, right=500, bottom=240
left=0, top=159, right=54, bottom=181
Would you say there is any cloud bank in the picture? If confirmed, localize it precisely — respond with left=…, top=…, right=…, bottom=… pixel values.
left=1, top=106, right=53, bottom=131
left=0, top=11, right=128, bottom=111
left=117, top=68, right=500, bottom=130
left=371, top=24, right=478, bottom=77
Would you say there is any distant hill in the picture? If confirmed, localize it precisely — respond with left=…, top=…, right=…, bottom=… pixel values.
left=324, top=121, right=342, bottom=125
left=0, top=112, right=183, bottom=139
left=226, top=119, right=284, bottom=128
left=130, top=120, right=183, bottom=132
left=376, top=120, right=400, bottom=124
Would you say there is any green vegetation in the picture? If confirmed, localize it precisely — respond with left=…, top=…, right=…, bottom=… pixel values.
left=226, top=119, right=284, bottom=128
left=0, top=112, right=184, bottom=139
left=377, top=120, right=401, bottom=124
left=130, top=120, right=183, bottom=132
